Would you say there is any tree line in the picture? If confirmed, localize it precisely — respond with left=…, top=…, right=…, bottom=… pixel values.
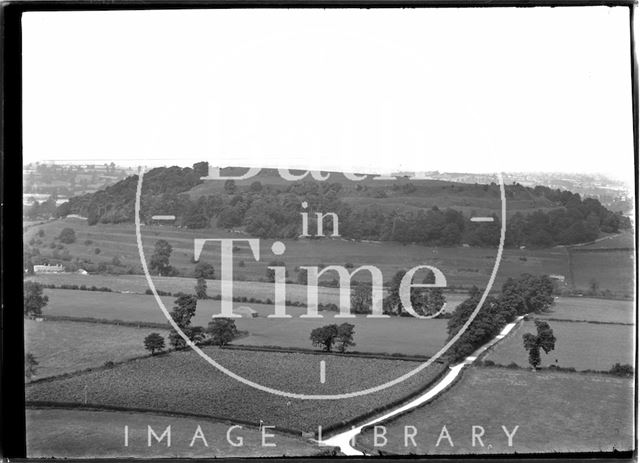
left=50, top=164, right=630, bottom=248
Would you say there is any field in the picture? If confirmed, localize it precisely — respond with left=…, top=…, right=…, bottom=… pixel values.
left=40, top=288, right=452, bottom=356
left=356, top=367, right=634, bottom=454
left=485, top=320, right=635, bottom=371
left=26, top=347, right=448, bottom=433
left=25, top=319, right=168, bottom=379
left=537, top=297, right=634, bottom=324
left=26, top=408, right=322, bottom=458
left=26, top=218, right=634, bottom=297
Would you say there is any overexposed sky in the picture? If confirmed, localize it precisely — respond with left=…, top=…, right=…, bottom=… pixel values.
left=22, top=8, right=634, bottom=183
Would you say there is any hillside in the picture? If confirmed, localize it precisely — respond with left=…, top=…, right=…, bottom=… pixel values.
left=34, top=163, right=631, bottom=249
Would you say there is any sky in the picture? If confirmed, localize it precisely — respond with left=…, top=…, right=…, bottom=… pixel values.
left=22, top=8, right=634, bottom=183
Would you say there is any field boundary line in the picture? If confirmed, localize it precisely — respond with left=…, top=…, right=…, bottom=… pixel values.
left=24, top=402, right=304, bottom=439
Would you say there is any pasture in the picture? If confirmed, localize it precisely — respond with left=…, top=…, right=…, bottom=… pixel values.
left=26, top=408, right=322, bottom=458
left=26, top=348, right=448, bottom=433
left=356, top=367, right=634, bottom=454
left=40, top=289, right=451, bottom=356
left=25, top=319, right=168, bottom=379
left=537, top=297, right=634, bottom=324
left=485, top=320, right=635, bottom=371
left=25, top=218, right=619, bottom=292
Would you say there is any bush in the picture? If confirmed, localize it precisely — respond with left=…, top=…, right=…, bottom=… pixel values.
left=609, top=363, right=634, bottom=377
left=58, top=227, right=76, bottom=244
left=506, top=362, right=520, bottom=369
left=94, top=248, right=101, bottom=254
left=104, top=360, right=115, bottom=368
left=84, top=239, right=93, bottom=246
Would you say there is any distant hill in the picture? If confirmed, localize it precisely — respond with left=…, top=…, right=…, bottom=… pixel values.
left=51, top=163, right=631, bottom=248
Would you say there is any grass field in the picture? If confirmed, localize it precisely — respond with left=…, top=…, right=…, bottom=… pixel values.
left=537, top=297, right=634, bottom=324
left=570, top=249, right=635, bottom=297
left=25, top=319, right=169, bottom=379
left=356, top=367, right=634, bottom=454
left=485, top=320, right=635, bottom=371
left=40, top=288, right=452, bottom=356
left=26, top=408, right=324, bottom=458
left=26, top=347, right=447, bottom=433
left=26, top=218, right=635, bottom=297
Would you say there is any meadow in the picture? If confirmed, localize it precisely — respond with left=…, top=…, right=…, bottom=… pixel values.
left=26, top=218, right=634, bottom=297
left=537, top=297, right=634, bottom=324
left=26, top=347, right=448, bottom=433
left=356, top=366, right=634, bottom=454
left=485, top=320, right=635, bottom=371
left=26, top=408, right=323, bottom=458
left=39, top=289, right=452, bottom=356
left=25, top=319, right=168, bottom=379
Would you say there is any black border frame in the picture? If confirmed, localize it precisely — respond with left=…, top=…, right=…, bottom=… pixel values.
left=1, top=1, right=638, bottom=461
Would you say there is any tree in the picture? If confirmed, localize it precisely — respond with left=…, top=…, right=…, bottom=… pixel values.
left=168, top=295, right=199, bottom=349
left=310, top=324, right=339, bottom=352
left=194, top=261, right=215, bottom=279
left=207, top=318, right=238, bottom=346
left=224, top=179, right=237, bottom=194
left=144, top=332, right=166, bottom=355
left=58, top=227, right=76, bottom=244
left=24, top=281, right=49, bottom=318
left=297, top=268, right=308, bottom=285
left=266, top=261, right=288, bottom=282
left=522, top=320, right=556, bottom=369
left=170, top=294, right=197, bottom=327
left=195, top=278, right=208, bottom=299
left=351, top=284, right=372, bottom=314
left=150, top=239, right=173, bottom=276
left=25, top=352, right=38, bottom=380
left=383, top=269, right=446, bottom=316
left=500, top=274, right=554, bottom=316
left=336, top=323, right=356, bottom=353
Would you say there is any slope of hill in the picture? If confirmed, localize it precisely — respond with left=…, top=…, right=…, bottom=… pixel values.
left=45, top=164, right=631, bottom=249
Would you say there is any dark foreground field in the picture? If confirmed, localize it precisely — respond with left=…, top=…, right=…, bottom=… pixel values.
left=356, top=366, right=634, bottom=454
left=26, top=408, right=324, bottom=458
left=26, top=347, right=447, bottom=434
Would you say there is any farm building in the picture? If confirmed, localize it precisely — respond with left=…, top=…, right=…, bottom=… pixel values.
left=33, top=264, right=65, bottom=274
left=233, top=306, right=259, bottom=318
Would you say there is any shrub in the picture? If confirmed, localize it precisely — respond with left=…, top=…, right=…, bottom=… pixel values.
left=609, top=363, right=634, bottom=377
left=94, top=248, right=101, bottom=254
left=84, top=239, right=93, bottom=246
left=506, top=362, right=520, bottom=369
left=58, top=227, right=76, bottom=244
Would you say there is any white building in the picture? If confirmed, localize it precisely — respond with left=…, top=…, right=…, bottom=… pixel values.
left=33, top=264, right=65, bottom=274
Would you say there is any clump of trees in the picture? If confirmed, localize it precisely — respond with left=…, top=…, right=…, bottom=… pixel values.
left=310, top=323, right=356, bottom=352
left=58, top=227, right=76, bottom=244
left=194, top=261, right=215, bottom=280
left=150, top=239, right=177, bottom=277
left=144, top=332, right=166, bottom=355
left=522, top=320, right=556, bottom=369
left=207, top=318, right=238, bottom=347
left=24, top=281, right=49, bottom=318
left=383, top=269, right=445, bottom=317
left=168, top=294, right=204, bottom=349
left=446, top=274, right=555, bottom=362
left=195, top=278, right=208, bottom=299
